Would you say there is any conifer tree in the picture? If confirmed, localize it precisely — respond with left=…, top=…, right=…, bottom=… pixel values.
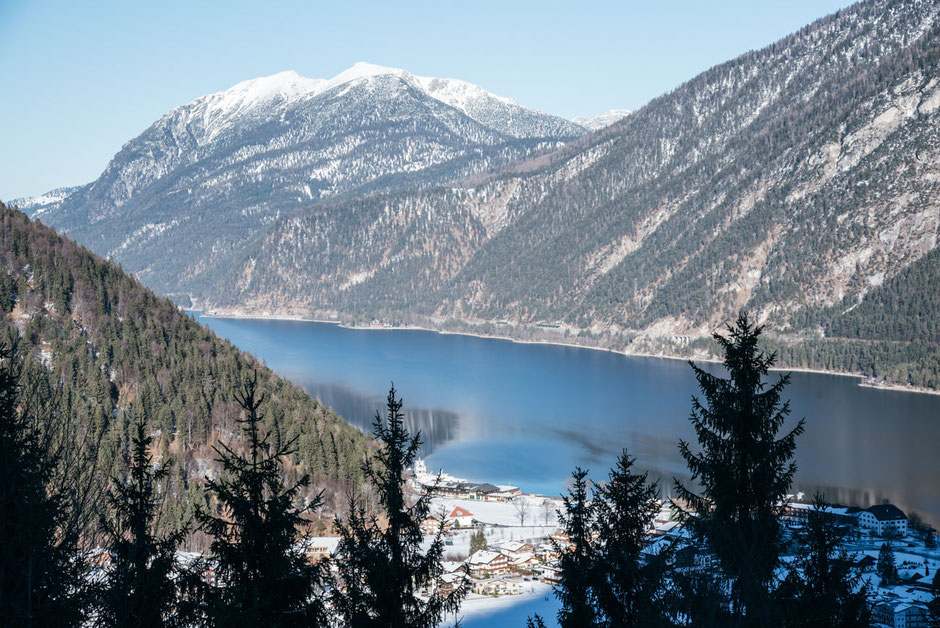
left=194, top=373, right=326, bottom=626
left=331, top=385, right=465, bottom=628
left=0, top=341, right=97, bottom=626
left=928, top=573, right=940, bottom=628
left=469, top=529, right=488, bottom=555
left=526, top=615, right=548, bottom=628
left=97, top=417, right=187, bottom=628
left=876, top=543, right=898, bottom=586
left=776, top=495, right=869, bottom=627
left=552, top=467, right=600, bottom=628
left=592, top=451, right=673, bottom=627
left=674, top=312, right=805, bottom=625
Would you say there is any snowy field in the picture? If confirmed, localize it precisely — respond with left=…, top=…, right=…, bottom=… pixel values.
left=453, top=581, right=559, bottom=627
left=429, top=496, right=563, bottom=561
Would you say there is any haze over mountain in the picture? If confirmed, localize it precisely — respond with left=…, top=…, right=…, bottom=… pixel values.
left=21, top=62, right=585, bottom=296
left=16, top=0, right=940, bottom=389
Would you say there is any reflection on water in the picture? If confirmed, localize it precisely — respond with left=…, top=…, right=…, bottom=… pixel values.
left=194, top=315, right=940, bottom=528
left=292, top=380, right=460, bottom=456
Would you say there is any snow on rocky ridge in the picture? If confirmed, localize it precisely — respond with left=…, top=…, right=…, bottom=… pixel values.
left=190, top=61, right=582, bottom=140
left=572, top=109, right=632, bottom=131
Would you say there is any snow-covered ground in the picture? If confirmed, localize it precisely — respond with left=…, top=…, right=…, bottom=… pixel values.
left=429, top=496, right=562, bottom=560
left=431, top=496, right=562, bottom=528
left=450, top=580, right=558, bottom=626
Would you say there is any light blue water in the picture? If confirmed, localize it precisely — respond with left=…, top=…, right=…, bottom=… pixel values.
left=192, top=315, right=940, bottom=528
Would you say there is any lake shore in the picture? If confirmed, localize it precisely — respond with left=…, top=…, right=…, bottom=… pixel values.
left=191, top=309, right=940, bottom=397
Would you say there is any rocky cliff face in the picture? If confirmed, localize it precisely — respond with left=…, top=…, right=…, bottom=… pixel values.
left=32, top=63, right=584, bottom=294
left=216, top=0, right=939, bottom=344
left=22, top=1, right=940, bottom=388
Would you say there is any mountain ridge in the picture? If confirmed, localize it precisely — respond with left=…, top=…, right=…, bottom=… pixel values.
left=0, top=202, right=375, bottom=542
left=27, top=63, right=586, bottom=295
left=20, top=0, right=940, bottom=390
left=199, top=0, right=940, bottom=388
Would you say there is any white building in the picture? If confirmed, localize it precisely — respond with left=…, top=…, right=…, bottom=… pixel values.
left=872, top=600, right=928, bottom=627
left=448, top=506, right=474, bottom=528
left=498, top=540, right=535, bottom=557
left=472, top=578, right=520, bottom=596
left=858, top=504, right=908, bottom=536
left=467, top=550, right=510, bottom=578
left=301, top=536, right=341, bottom=563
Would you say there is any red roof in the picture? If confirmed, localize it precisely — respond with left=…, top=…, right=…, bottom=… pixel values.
left=449, top=506, right=473, bottom=518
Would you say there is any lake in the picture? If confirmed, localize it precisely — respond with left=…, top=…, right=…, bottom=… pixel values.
left=192, top=314, right=940, bottom=528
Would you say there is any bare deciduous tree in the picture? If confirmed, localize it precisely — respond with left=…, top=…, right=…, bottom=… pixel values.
left=541, top=499, right=555, bottom=526
left=513, top=496, right=531, bottom=526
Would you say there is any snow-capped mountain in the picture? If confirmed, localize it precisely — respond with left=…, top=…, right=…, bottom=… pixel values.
left=202, top=0, right=940, bottom=390
left=572, top=109, right=632, bottom=131
left=37, top=63, right=585, bottom=292
left=9, top=186, right=81, bottom=217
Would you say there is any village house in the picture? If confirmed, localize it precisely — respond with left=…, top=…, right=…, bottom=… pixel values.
left=436, top=572, right=468, bottom=597
left=302, top=536, right=341, bottom=563
left=486, top=485, right=523, bottom=502
left=550, top=529, right=571, bottom=548
left=472, top=578, right=521, bottom=597
left=441, top=560, right=469, bottom=575
left=536, top=541, right=558, bottom=560
left=782, top=500, right=861, bottom=529
left=872, top=599, right=929, bottom=628
left=467, top=549, right=510, bottom=578
left=538, top=565, right=562, bottom=585
left=858, top=504, right=908, bottom=537
left=435, top=482, right=501, bottom=500
left=421, top=515, right=452, bottom=535
left=448, top=506, right=475, bottom=528
left=498, top=540, right=536, bottom=557
left=510, top=553, right=541, bottom=574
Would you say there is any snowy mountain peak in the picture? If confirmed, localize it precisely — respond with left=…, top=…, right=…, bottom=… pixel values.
left=203, top=70, right=324, bottom=114
left=329, top=61, right=408, bottom=84
left=176, top=63, right=581, bottom=141
left=572, top=109, right=632, bottom=131
left=322, top=62, right=518, bottom=112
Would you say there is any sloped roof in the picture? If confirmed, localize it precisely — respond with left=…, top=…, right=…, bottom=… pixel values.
left=468, top=550, right=504, bottom=565
left=865, top=504, right=907, bottom=521
left=449, top=506, right=474, bottom=518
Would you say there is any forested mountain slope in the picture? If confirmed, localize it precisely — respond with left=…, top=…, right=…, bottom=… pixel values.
left=31, top=63, right=584, bottom=297
left=0, top=204, right=372, bottom=540
left=208, top=0, right=939, bottom=388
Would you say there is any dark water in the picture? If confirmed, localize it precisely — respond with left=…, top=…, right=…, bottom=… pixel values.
left=193, top=315, right=940, bottom=527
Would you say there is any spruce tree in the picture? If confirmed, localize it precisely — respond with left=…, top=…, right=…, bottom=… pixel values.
left=526, top=615, right=548, bottom=628
left=194, top=373, right=326, bottom=626
left=876, top=543, right=898, bottom=586
left=552, top=467, right=600, bottom=628
left=97, top=417, right=187, bottom=628
left=674, top=312, right=805, bottom=625
left=0, top=341, right=96, bottom=626
left=331, top=385, right=465, bottom=628
left=469, top=529, right=488, bottom=555
left=592, top=451, right=673, bottom=627
left=929, top=574, right=940, bottom=628
left=776, top=495, right=869, bottom=626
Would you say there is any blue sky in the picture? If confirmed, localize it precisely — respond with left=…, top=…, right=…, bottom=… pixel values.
left=1, top=0, right=856, bottom=199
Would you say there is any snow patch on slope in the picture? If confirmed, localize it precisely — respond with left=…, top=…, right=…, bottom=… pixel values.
left=181, top=62, right=578, bottom=141
left=572, top=109, right=632, bottom=130
left=9, top=186, right=82, bottom=217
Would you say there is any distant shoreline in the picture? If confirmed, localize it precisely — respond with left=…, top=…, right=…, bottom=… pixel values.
left=190, top=309, right=940, bottom=397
